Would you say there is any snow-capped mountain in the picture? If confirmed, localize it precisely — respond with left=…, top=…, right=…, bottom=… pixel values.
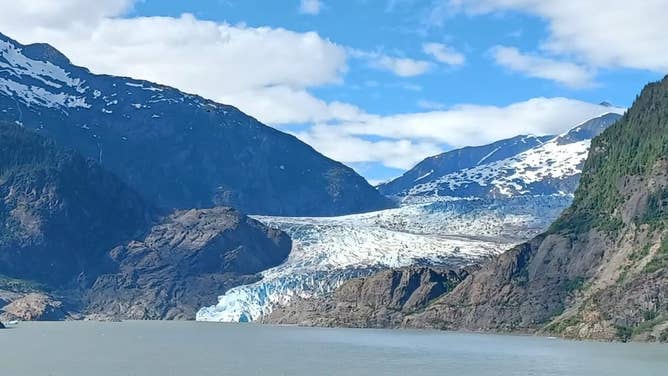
left=0, top=32, right=391, bottom=216
left=197, top=113, right=625, bottom=323
left=380, top=113, right=623, bottom=204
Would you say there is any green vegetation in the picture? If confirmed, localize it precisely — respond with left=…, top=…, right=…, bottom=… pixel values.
left=550, top=78, right=668, bottom=235
left=660, top=329, right=668, bottom=342
left=616, top=325, right=633, bottom=342
left=545, top=315, right=582, bottom=334
left=562, top=277, right=586, bottom=293
left=643, top=235, right=668, bottom=273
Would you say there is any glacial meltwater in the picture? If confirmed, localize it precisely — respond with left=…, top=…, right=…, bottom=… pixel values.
left=1, top=321, right=666, bottom=376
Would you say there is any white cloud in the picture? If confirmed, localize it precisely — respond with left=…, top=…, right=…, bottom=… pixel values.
left=491, top=46, right=595, bottom=88
left=295, top=125, right=442, bottom=169
left=0, top=0, right=133, bottom=28
left=422, top=42, right=465, bottom=66
left=220, top=86, right=367, bottom=125
left=417, top=100, right=447, bottom=110
left=334, top=98, right=624, bottom=148
left=299, top=0, right=323, bottom=15
left=375, top=55, right=432, bottom=77
left=350, top=49, right=432, bottom=77
left=295, top=98, right=624, bottom=168
left=448, top=0, right=668, bottom=72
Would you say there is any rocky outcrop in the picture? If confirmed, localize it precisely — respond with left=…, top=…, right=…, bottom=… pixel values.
left=403, top=77, right=668, bottom=342
left=0, top=293, right=68, bottom=321
left=268, top=267, right=469, bottom=328
left=86, top=208, right=292, bottom=320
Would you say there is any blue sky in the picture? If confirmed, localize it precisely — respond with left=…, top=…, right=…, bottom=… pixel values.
left=1, top=0, right=665, bottom=183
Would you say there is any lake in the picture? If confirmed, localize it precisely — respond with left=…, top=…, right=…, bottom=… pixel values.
left=1, top=321, right=666, bottom=375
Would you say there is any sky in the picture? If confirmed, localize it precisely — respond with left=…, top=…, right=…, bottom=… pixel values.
left=0, top=0, right=665, bottom=184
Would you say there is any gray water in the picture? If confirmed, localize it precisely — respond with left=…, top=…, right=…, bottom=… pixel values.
left=1, top=321, right=667, bottom=376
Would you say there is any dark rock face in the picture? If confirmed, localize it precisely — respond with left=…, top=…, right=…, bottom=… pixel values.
left=0, top=33, right=392, bottom=216
left=86, top=208, right=292, bottom=320
left=0, top=122, right=155, bottom=286
left=404, top=78, right=668, bottom=342
left=268, top=267, right=469, bottom=328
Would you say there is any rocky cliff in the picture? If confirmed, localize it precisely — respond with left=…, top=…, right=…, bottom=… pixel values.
left=268, top=267, right=470, bottom=328
left=403, top=78, right=668, bottom=342
left=86, top=208, right=291, bottom=320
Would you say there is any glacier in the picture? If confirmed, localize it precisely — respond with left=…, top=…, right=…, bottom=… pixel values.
left=196, top=195, right=571, bottom=322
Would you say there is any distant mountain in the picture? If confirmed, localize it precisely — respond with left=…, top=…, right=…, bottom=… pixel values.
left=0, top=32, right=392, bottom=216
left=380, top=113, right=623, bottom=203
left=378, top=134, right=554, bottom=197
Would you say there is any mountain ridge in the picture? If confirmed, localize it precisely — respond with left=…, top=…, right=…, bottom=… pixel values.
left=0, top=31, right=392, bottom=216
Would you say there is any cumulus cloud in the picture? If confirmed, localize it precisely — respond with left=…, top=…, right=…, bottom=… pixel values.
left=422, top=42, right=465, bottom=66
left=293, top=98, right=624, bottom=168
left=491, top=46, right=595, bottom=88
left=299, top=0, right=323, bottom=15
left=349, top=49, right=432, bottom=77
left=448, top=0, right=668, bottom=72
left=295, top=125, right=443, bottom=169
left=0, top=0, right=133, bottom=28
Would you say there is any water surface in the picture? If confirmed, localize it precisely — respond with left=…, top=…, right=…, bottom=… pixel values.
left=1, top=321, right=666, bottom=376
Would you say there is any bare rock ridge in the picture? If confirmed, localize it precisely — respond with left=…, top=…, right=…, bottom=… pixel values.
left=86, top=208, right=291, bottom=320
left=268, top=267, right=471, bottom=328
left=0, top=32, right=392, bottom=216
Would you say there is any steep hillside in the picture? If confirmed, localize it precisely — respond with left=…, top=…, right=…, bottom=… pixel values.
left=404, top=78, right=668, bottom=342
left=0, top=32, right=391, bottom=216
left=0, top=122, right=154, bottom=286
left=0, top=123, right=292, bottom=320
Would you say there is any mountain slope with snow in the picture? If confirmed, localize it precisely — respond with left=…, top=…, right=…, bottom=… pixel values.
left=383, top=113, right=623, bottom=204
left=0, top=32, right=392, bottom=216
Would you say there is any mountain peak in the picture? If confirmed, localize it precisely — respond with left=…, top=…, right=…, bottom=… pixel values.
left=22, top=42, right=72, bottom=67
